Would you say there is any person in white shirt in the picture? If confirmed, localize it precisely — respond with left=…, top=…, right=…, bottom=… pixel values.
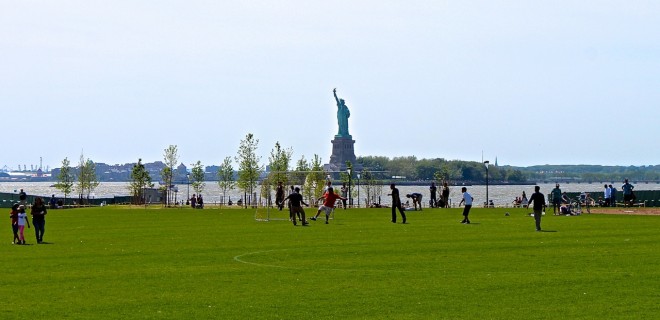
left=458, top=187, right=474, bottom=224
left=604, top=184, right=611, bottom=206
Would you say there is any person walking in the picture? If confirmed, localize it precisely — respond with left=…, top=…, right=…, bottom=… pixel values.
left=528, top=186, right=546, bottom=231
left=388, top=184, right=407, bottom=224
left=458, top=187, right=473, bottom=224
left=551, top=184, right=562, bottom=215
left=10, top=204, right=20, bottom=244
left=17, top=205, right=30, bottom=244
left=282, top=187, right=309, bottom=226
left=30, top=197, right=48, bottom=243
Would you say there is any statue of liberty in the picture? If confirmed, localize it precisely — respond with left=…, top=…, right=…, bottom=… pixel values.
left=333, top=88, right=351, bottom=138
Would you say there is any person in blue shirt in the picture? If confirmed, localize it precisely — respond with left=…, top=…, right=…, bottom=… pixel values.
left=621, top=179, right=635, bottom=206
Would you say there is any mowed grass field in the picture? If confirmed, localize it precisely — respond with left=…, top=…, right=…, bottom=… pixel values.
left=2, top=205, right=659, bottom=319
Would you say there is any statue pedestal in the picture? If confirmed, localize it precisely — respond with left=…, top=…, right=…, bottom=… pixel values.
left=325, top=137, right=361, bottom=172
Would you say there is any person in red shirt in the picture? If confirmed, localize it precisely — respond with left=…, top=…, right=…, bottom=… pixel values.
left=310, top=187, right=346, bottom=224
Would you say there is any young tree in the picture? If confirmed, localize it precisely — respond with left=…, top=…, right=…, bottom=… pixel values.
left=360, top=168, right=383, bottom=205
left=77, top=153, right=100, bottom=205
left=235, top=133, right=263, bottom=208
left=217, top=156, right=235, bottom=205
left=129, top=158, right=153, bottom=205
left=302, top=154, right=327, bottom=203
left=161, top=145, right=179, bottom=206
left=291, top=155, right=310, bottom=186
left=190, top=161, right=206, bottom=196
left=54, top=157, right=74, bottom=205
left=263, top=142, right=293, bottom=202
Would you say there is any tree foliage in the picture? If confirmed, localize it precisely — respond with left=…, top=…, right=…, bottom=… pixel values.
left=161, top=145, right=179, bottom=206
left=190, top=161, right=206, bottom=196
left=302, top=154, right=327, bottom=203
left=77, top=153, right=100, bottom=204
left=235, top=133, right=263, bottom=208
left=129, top=158, right=153, bottom=204
left=217, top=156, right=235, bottom=204
left=54, top=157, right=74, bottom=204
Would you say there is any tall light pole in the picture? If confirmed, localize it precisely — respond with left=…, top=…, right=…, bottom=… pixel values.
left=186, top=173, right=190, bottom=203
left=347, top=168, right=352, bottom=207
left=484, top=161, right=490, bottom=207
left=357, top=172, right=361, bottom=208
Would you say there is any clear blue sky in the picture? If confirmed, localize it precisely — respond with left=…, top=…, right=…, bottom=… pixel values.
left=2, top=1, right=658, bottom=171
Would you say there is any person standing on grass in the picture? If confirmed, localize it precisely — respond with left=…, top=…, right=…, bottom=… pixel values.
left=310, top=187, right=346, bottom=224
left=283, top=187, right=309, bottom=226
left=528, top=186, right=546, bottom=232
left=441, top=182, right=450, bottom=208
left=19, top=189, right=27, bottom=207
left=429, top=182, right=437, bottom=208
left=340, top=183, right=348, bottom=209
left=388, top=184, right=406, bottom=224
left=287, top=185, right=301, bottom=222
left=604, top=184, right=611, bottom=207
left=621, top=179, right=634, bottom=206
left=275, top=181, right=285, bottom=211
left=609, top=184, right=617, bottom=207
left=10, top=203, right=20, bottom=244
left=551, top=184, right=562, bottom=215
left=30, top=197, right=47, bottom=243
left=458, top=187, right=473, bottom=224
left=17, top=205, right=30, bottom=244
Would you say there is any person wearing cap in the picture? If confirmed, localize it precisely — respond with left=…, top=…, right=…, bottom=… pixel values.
left=551, top=184, right=562, bottom=215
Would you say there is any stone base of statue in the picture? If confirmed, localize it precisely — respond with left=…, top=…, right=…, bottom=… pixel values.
left=324, top=136, right=362, bottom=172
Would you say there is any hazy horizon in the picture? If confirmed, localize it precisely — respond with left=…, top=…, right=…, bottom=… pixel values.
left=2, top=1, right=658, bottom=170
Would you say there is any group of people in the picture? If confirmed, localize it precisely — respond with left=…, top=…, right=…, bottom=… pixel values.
left=428, top=182, right=451, bottom=208
left=602, top=180, right=636, bottom=207
left=274, top=180, right=349, bottom=226
left=9, top=191, right=48, bottom=245
left=188, top=194, right=204, bottom=209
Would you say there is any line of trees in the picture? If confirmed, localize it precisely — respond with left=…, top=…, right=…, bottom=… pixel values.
left=53, top=133, right=660, bottom=207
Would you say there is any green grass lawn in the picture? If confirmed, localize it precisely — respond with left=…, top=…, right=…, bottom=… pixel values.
left=2, top=206, right=659, bottom=319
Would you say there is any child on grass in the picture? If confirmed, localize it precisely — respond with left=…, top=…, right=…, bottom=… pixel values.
left=17, top=205, right=30, bottom=244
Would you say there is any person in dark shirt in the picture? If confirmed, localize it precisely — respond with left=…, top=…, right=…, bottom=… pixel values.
left=282, top=187, right=308, bottom=226
left=388, top=184, right=407, bottom=224
left=30, top=197, right=48, bottom=243
left=275, top=181, right=285, bottom=211
left=406, top=193, right=423, bottom=211
left=528, top=186, right=547, bottom=232
left=441, top=182, right=450, bottom=208
left=19, top=189, right=27, bottom=207
left=429, top=183, right=437, bottom=208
